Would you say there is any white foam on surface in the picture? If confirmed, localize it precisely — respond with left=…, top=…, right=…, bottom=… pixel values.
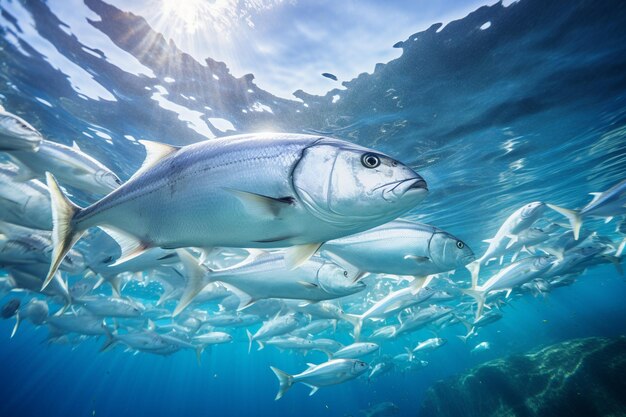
left=208, top=118, right=236, bottom=133
left=0, top=1, right=117, bottom=101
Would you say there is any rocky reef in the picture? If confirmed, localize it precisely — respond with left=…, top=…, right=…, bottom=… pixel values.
left=419, top=336, right=626, bottom=417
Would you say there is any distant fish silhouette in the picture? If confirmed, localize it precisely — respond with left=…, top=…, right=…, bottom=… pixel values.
left=322, top=73, right=338, bottom=81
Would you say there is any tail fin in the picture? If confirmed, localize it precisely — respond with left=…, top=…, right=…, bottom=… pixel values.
left=602, top=255, right=623, bottom=276
left=100, top=323, right=117, bottom=352
left=246, top=329, right=253, bottom=354
left=461, top=288, right=487, bottom=320
left=270, top=366, right=294, bottom=400
left=547, top=204, right=582, bottom=240
left=466, top=261, right=480, bottom=289
left=44, top=173, right=84, bottom=290
left=344, top=313, right=364, bottom=341
left=10, top=311, right=20, bottom=339
left=173, top=249, right=211, bottom=317
left=195, top=347, right=203, bottom=366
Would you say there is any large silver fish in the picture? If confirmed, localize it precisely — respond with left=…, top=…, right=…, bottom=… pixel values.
left=44, top=133, right=428, bottom=288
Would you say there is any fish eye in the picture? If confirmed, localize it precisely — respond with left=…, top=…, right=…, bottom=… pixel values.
left=456, top=241, right=464, bottom=249
left=343, top=270, right=348, bottom=277
left=361, top=153, right=380, bottom=169
left=103, top=256, right=114, bottom=263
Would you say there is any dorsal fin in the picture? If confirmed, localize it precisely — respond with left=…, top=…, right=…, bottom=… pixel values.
left=130, top=140, right=180, bottom=181
left=72, top=141, right=82, bottom=152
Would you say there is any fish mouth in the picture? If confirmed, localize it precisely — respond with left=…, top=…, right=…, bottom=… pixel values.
left=408, top=178, right=428, bottom=191
left=380, top=177, right=428, bottom=201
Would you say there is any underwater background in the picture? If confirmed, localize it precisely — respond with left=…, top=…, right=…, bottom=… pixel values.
left=1, top=0, right=626, bottom=416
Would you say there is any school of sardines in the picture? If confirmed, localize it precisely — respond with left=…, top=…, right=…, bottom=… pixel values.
left=0, top=105, right=625, bottom=400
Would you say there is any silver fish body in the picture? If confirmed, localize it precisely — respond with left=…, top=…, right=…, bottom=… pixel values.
left=322, top=219, right=473, bottom=276
left=44, top=133, right=427, bottom=288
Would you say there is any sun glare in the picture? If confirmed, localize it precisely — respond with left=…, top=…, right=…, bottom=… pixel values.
left=161, top=0, right=205, bottom=33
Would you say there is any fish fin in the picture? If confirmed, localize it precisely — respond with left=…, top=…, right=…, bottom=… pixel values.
left=10, top=311, right=20, bottom=339
left=499, top=255, right=504, bottom=265
left=44, top=172, right=85, bottom=290
left=108, top=275, right=123, bottom=298
left=616, top=239, right=626, bottom=258
left=404, top=255, right=430, bottom=262
left=256, top=340, right=265, bottom=351
left=297, top=281, right=318, bottom=289
left=224, top=188, right=295, bottom=218
left=195, top=347, right=203, bottom=366
left=130, top=140, right=180, bottom=181
left=99, top=226, right=150, bottom=266
left=305, top=384, right=319, bottom=397
left=466, top=261, right=480, bottom=289
left=511, top=250, right=520, bottom=263
left=505, top=289, right=513, bottom=298
left=71, top=141, right=82, bottom=152
left=602, top=255, right=623, bottom=275
left=146, top=319, right=156, bottom=331
left=482, top=238, right=494, bottom=244
left=588, top=192, right=603, bottom=204
left=604, top=216, right=614, bottom=224
left=173, top=249, right=211, bottom=317
left=284, top=242, right=323, bottom=270
left=343, top=313, right=364, bottom=342
left=197, top=247, right=214, bottom=265
left=452, top=313, right=473, bottom=334
left=461, top=288, right=487, bottom=320
left=246, top=329, right=253, bottom=354
left=505, top=235, right=518, bottom=249
left=306, top=363, right=317, bottom=369
left=405, top=347, right=414, bottom=362
left=547, top=204, right=582, bottom=240
left=219, top=283, right=255, bottom=311
left=270, top=366, right=294, bottom=400
left=100, top=323, right=117, bottom=352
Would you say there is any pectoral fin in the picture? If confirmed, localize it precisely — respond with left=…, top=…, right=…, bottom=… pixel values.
left=404, top=255, right=430, bottom=262
left=298, top=281, right=318, bottom=289
left=305, top=384, right=319, bottom=397
left=284, top=242, right=323, bottom=270
left=224, top=188, right=295, bottom=218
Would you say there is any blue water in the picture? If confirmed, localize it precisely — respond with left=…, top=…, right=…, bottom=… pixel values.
left=1, top=0, right=626, bottom=416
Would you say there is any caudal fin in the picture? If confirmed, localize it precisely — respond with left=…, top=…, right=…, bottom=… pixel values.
left=44, top=173, right=84, bottom=290
left=246, top=329, right=254, bottom=354
left=270, top=366, right=294, bottom=400
left=466, top=261, right=481, bottom=289
left=547, top=204, right=582, bottom=240
left=461, top=288, right=487, bottom=320
left=173, top=249, right=211, bottom=317
left=344, top=313, right=364, bottom=341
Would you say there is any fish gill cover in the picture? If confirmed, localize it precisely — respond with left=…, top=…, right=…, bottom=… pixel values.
left=0, top=0, right=625, bottom=417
